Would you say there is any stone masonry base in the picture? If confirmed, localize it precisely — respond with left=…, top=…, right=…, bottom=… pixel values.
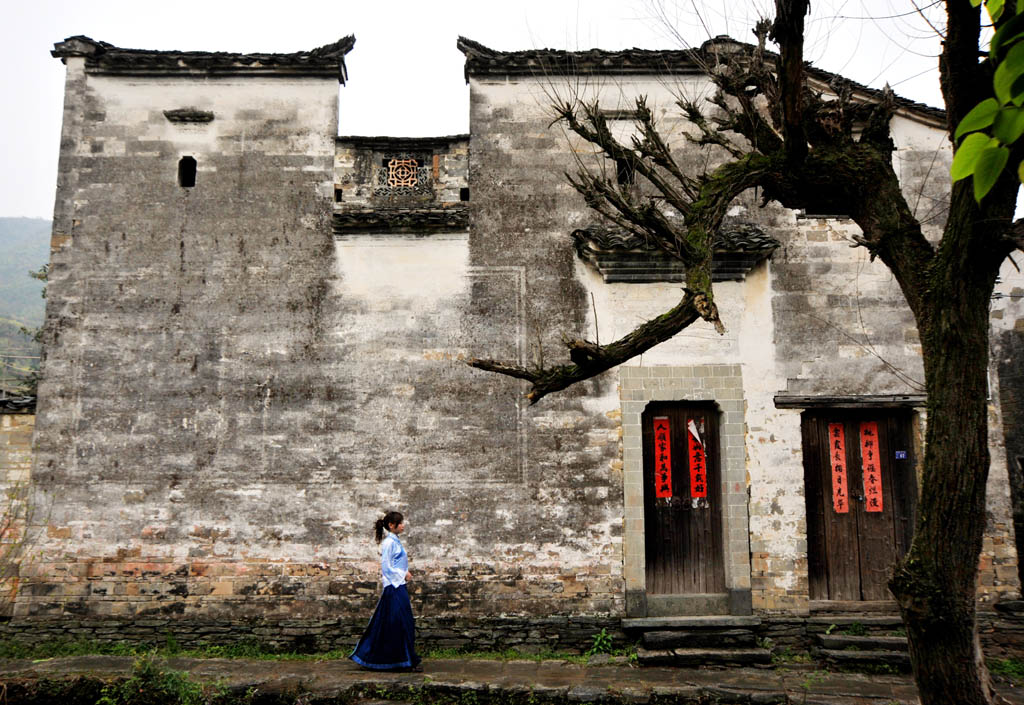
left=1, top=609, right=1023, bottom=660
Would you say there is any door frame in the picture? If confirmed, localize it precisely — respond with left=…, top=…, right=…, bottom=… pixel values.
left=801, top=407, right=920, bottom=602
left=620, top=364, right=751, bottom=617
left=641, top=401, right=726, bottom=596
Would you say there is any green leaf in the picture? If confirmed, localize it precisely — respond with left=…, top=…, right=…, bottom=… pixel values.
left=970, top=0, right=983, bottom=6
left=1017, top=160, right=1024, bottom=184
left=1011, top=73, right=1024, bottom=106
left=989, top=0, right=1006, bottom=22
left=996, top=43, right=1024, bottom=103
left=973, top=144, right=1010, bottom=200
left=994, top=105, right=1024, bottom=143
left=991, top=11, right=1024, bottom=59
left=956, top=98, right=1000, bottom=140
left=952, top=133, right=996, bottom=182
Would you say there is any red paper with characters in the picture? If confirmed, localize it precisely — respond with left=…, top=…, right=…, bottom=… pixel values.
left=860, top=421, right=883, bottom=513
left=687, top=417, right=707, bottom=499
left=653, top=417, right=672, bottom=498
left=828, top=423, right=849, bottom=514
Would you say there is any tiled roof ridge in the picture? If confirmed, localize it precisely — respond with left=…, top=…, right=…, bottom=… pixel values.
left=52, top=35, right=356, bottom=83
left=456, top=36, right=704, bottom=80
left=572, top=222, right=780, bottom=254
left=457, top=35, right=945, bottom=123
left=0, top=396, right=36, bottom=414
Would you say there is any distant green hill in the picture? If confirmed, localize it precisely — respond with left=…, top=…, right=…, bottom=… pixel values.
left=0, top=218, right=49, bottom=392
left=0, top=218, right=49, bottom=328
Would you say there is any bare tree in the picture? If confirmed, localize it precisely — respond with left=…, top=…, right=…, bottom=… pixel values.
left=469, top=2, right=1022, bottom=703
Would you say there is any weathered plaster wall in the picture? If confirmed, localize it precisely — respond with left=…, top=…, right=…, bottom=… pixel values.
left=0, top=410, right=33, bottom=612
left=25, top=59, right=624, bottom=623
left=0, top=412, right=33, bottom=493
left=28, top=58, right=346, bottom=619
left=992, top=255, right=1024, bottom=595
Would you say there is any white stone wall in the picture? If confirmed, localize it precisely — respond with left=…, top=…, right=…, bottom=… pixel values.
left=473, top=70, right=1020, bottom=612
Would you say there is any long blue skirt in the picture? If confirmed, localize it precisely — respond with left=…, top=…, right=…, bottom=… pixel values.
left=350, top=584, right=420, bottom=670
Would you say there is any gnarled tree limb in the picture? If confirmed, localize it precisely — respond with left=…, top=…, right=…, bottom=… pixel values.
left=467, top=291, right=705, bottom=404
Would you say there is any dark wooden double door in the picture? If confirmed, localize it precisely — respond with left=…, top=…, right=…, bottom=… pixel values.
left=642, top=402, right=726, bottom=595
left=802, top=410, right=918, bottom=601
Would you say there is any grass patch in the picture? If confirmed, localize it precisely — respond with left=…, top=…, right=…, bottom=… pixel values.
left=0, top=637, right=635, bottom=667
left=989, top=658, right=1024, bottom=684
left=96, top=652, right=245, bottom=705
left=771, top=646, right=814, bottom=665
left=0, top=637, right=343, bottom=662
left=0, top=638, right=139, bottom=660
left=843, top=622, right=868, bottom=637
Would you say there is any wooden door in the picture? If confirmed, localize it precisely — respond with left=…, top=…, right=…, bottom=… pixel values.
left=803, top=410, right=917, bottom=601
left=642, top=402, right=726, bottom=594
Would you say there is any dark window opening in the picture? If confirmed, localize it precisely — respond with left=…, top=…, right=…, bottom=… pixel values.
left=460, top=187, right=470, bottom=202
left=616, top=158, right=636, bottom=186
left=178, top=156, right=197, bottom=188
left=334, top=186, right=344, bottom=203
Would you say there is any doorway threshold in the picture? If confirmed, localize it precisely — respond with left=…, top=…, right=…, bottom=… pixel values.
left=646, top=593, right=729, bottom=617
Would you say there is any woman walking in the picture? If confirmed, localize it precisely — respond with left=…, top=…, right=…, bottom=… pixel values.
left=350, top=511, right=422, bottom=671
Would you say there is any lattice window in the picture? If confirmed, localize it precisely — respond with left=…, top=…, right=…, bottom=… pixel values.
left=373, top=152, right=433, bottom=198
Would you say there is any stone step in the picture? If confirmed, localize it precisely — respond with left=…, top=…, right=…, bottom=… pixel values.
left=622, top=615, right=761, bottom=630
left=809, top=600, right=898, bottom=614
left=637, top=646, right=772, bottom=667
left=820, top=648, right=912, bottom=672
left=817, top=634, right=908, bottom=652
left=643, top=628, right=757, bottom=649
left=805, top=615, right=903, bottom=633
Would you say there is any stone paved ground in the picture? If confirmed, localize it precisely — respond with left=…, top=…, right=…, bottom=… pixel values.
left=2, top=656, right=1024, bottom=704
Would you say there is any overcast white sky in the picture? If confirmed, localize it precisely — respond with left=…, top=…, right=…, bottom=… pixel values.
left=2, top=0, right=946, bottom=219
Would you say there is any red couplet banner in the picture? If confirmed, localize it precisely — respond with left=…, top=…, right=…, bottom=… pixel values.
left=860, top=421, right=884, bottom=513
left=828, top=423, right=849, bottom=514
left=653, top=417, right=672, bottom=498
left=687, top=418, right=707, bottom=499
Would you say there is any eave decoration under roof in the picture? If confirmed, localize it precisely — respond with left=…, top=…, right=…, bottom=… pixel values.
left=572, top=222, right=779, bottom=283
left=333, top=206, right=469, bottom=235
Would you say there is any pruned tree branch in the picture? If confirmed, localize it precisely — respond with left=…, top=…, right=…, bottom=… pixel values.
left=557, top=101, right=695, bottom=217
left=467, top=291, right=705, bottom=404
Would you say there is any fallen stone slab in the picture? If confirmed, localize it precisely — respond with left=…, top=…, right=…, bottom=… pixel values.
left=820, top=648, right=911, bottom=670
left=816, top=634, right=908, bottom=651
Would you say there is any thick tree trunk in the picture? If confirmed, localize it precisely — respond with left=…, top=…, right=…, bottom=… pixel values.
left=890, top=264, right=1003, bottom=705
